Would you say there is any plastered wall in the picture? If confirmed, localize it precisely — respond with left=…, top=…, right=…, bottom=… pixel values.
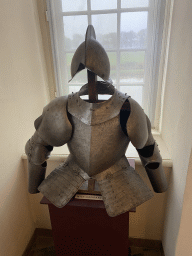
left=161, top=1, right=192, bottom=255
left=0, top=0, right=49, bottom=255
left=176, top=150, right=192, bottom=255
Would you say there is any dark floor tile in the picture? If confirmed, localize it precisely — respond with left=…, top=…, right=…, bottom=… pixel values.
left=131, top=246, right=162, bottom=256
left=33, top=236, right=54, bottom=250
left=31, top=246, right=56, bottom=256
left=29, top=236, right=162, bottom=256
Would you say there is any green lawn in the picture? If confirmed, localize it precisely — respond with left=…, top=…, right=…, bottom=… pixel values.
left=120, top=51, right=145, bottom=64
left=108, top=51, right=145, bottom=67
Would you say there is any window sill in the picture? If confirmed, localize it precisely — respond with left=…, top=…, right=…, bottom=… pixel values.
left=22, top=134, right=172, bottom=168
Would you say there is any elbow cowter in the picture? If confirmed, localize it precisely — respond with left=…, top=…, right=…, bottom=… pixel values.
left=25, top=131, right=52, bottom=165
left=138, top=143, right=168, bottom=193
left=27, top=161, right=47, bottom=194
left=25, top=131, right=53, bottom=194
left=125, top=97, right=168, bottom=193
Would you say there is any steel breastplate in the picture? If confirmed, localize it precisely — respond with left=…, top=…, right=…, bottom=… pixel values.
left=38, top=87, right=154, bottom=216
left=67, top=88, right=130, bottom=177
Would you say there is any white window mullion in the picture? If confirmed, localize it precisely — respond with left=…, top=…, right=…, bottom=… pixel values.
left=62, top=11, right=88, bottom=16
left=120, top=83, right=144, bottom=86
left=116, top=0, right=121, bottom=90
left=119, top=7, right=149, bottom=13
left=61, top=7, right=149, bottom=16
left=87, top=0, right=92, bottom=25
left=119, top=48, right=146, bottom=52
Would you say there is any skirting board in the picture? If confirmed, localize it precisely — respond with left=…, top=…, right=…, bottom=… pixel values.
left=22, top=228, right=165, bottom=256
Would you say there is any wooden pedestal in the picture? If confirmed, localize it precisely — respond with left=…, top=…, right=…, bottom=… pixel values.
left=41, top=197, right=135, bottom=256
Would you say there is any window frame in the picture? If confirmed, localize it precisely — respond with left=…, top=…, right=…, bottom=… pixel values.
left=41, top=0, right=174, bottom=131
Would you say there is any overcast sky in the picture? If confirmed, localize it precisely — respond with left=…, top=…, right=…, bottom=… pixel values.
left=62, top=0, right=148, bottom=39
left=62, top=0, right=149, bottom=12
left=64, top=12, right=147, bottom=40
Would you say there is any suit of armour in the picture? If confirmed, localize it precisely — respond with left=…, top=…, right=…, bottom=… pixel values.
left=25, top=25, right=167, bottom=217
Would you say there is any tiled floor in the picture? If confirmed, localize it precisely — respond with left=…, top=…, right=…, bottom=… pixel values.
left=28, top=235, right=163, bottom=256
left=131, top=246, right=163, bottom=256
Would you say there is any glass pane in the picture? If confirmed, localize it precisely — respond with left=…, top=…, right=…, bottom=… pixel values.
left=120, top=86, right=143, bottom=106
left=108, top=52, right=117, bottom=83
left=92, top=14, right=117, bottom=50
left=66, top=53, right=73, bottom=81
left=120, top=51, right=145, bottom=83
left=98, top=95, right=113, bottom=100
left=62, top=0, right=87, bottom=12
left=63, top=15, right=88, bottom=50
left=91, top=0, right=117, bottom=10
left=121, top=12, right=148, bottom=49
left=121, top=0, right=149, bottom=8
left=69, top=86, right=82, bottom=94
left=69, top=87, right=112, bottom=101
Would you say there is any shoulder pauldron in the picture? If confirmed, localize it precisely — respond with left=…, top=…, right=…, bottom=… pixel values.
left=35, top=96, right=72, bottom=146
left=126, top=97, right=148, bottom=149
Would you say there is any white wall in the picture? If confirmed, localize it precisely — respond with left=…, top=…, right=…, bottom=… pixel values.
left=176, top=150, right=192, bottom=255
left=161, top=1, right=192, bottom=255
left=0, top=0, right=49, bottom=255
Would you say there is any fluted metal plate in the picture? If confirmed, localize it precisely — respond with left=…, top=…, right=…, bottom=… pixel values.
left=38, top=155, right=89, bottom=208
left=94, top=156, right=154, bottom=217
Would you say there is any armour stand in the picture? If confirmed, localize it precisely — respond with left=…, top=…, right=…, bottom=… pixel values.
left=41, top=197, right=135, bottom=256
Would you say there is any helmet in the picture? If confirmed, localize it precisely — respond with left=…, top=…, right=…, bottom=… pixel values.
left=70, top=25, right=111, bottom=82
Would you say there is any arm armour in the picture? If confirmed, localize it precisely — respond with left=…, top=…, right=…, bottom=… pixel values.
left=25, top=96, right=72, bottom=193
left=126, top=98, right=168, bottom=193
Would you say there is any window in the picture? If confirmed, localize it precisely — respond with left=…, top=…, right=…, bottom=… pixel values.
left=46, top=0, right=167, bottom=128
